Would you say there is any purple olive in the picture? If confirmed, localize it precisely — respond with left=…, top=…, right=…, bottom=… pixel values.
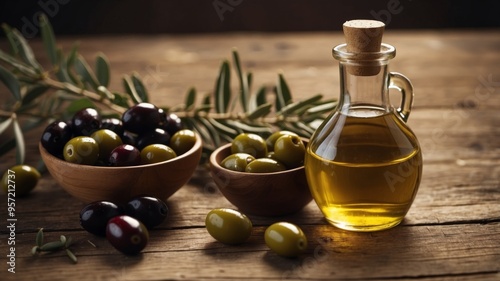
left=79, top=201, right=123, bottom=236
left=106, top=215, right=149, bottom=255
left=125, top=196, right=169, bottom=229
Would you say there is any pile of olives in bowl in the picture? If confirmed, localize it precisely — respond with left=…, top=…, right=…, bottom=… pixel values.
left=41, top=102, right=196, bottom=166
left=221, top=131, right=306, bottom=173
left=209, top=131, right=312, bottom=216
left=80, top=195, right=168, bottom=255
left=38, top=102, right=203, bottom=204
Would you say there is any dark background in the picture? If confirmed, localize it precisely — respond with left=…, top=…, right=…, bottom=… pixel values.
left=0, top=0, right=499, bottom=37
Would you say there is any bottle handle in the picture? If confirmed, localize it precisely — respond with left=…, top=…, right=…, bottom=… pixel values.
left=389, top=72, right=414, bottom=122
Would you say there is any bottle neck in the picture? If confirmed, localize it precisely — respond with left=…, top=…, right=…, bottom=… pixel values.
left=338, top=62, right=390, bottom=116
left=332, top=43, right=396, bottom=117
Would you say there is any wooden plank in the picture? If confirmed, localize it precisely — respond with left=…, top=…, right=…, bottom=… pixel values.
left=1, top=223, right=499, bottom=281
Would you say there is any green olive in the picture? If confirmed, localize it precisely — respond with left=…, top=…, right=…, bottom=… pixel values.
left=273, top=135, right=305, bottom=169
left=244, top=158, right=286, bottom=173
left=265, top=222, right=308, bottom=258
left=1, top=165, right=41, bottom=197
left=90, top=129, right=123, bottom=161
left=231, top=133, right=268, bottom=158
left=170, top=129, right=197, bottom=155
left=221, top=153, right=256, bottom=172
left=265, top=131, right=299, bottom=152
left=140, top=144, right=177, bottom=164
left=205, top=208, right=253, bottom=245
left=63, top=136, right=99, bottom=165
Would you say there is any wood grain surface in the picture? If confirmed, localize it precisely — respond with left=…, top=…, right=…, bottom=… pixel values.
left=0, top=30, right=499, bottom=280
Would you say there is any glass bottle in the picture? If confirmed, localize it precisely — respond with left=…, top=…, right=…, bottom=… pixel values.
left=305, top=42, right=423, bottom=232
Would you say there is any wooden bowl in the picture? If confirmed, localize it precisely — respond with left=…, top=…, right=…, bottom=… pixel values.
left=39, top=133, right=202, bottom=204
left=209, top=141, right=313, bottom=216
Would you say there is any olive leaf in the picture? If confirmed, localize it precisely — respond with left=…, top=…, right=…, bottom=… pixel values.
left=12, top=117, right=25, bottom=164
left=131, top=73, right=148, bottom=103
left=75, top=55, right=99, bottom=90
left=0, top=64, right=21, bottom=101
left=185, top=87, right=196, bottom=111
left=0, top=118, right=13, bottom=136
left=39, top=14, right=58, bottom=66
left=214, top=60, right=231, bottom=113
left=275, top=73, right=292, bottom=111
left=95, top=53, right=111, bottom=87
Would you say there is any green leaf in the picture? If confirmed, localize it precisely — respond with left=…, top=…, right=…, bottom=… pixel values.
left=75, top=55, right=99, bottom=90
left=131, top=73, right=149, bottom=103
left=54, top=49, right=72, bottom=83
left=275, top=73, right=292, bottom=111
left=248, top=85, right=267, bottom=112
left=95, top=53, right=110, bottom=87
left=246, top=103, right=272, bottom=120
left=66, top=98, right=96, bottom=116
left=39, top=241, right=65, bottom=252
left=0, top=118, right=13, bottom=136
left=277, top=94, right=323, bottom=116
left=0, top=64, right=21, bottom=100
left=66, top=44, right=82, bottom=86
left=22, top=85, right=49, bottom=105
left=225, top=120, right=273, bottom=135
left=13, top=118, right=25, bottom=164
left=1, top=24, right=19, bottom=56
left=10, top=28, right=43, bottom=72
left=66, top=249, right=78, bottom=264
left=196, top=94, right=211, bottom=114
left=232, top=49, right=249, bottom=112
left=214, top=60, right=231, bottom=113
left=185, top=87, right=196, bottom=111
left=36, top=228, right=44, bottom=247
left=39, top=14, right=58, bottom=66
left=0, top=50, right=38, bottom=77
left=122, top=74, right=143, bottom=104
left=305, top=101, right=337, bottom=115
left=208, top=118, right=238, bottom=137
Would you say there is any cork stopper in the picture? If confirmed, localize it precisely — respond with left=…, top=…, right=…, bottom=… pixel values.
left=342, top=20, right=385, bottom=76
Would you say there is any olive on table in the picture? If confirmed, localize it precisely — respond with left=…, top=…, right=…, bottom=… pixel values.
left=122, top=102, right=162, bottom=134
left=40, top=120, right=73, bottom=157
left=140, top=144, right=177, bottom=164
left=63, top=136, right=100, bottom=165
left=205, top=208, right=253, bottom=245
left=265, top=130, right=299, bottom=152
left=245, top=158, right=286, bottom=173
left=231, top=133, right=268, bottom=158
left=106, top=215, right=149, bottom=255
left=264, top=222, right=308, bottom=258
left=90, top=129, right=123, bottom=162
left=72, top=108, right=101, bottom=136
left=1, top=165, right=41, bottom=197
left=108, top=144, right=141, bottom=166
left=80, top=201, right=124, bottom=236
left=273, top=135, right=305, bottom=169
left=220, top=153, right=255, bottom=172
left=169, top=129, right=196, bottom=155
left=125, top=196, right=169, bottom=229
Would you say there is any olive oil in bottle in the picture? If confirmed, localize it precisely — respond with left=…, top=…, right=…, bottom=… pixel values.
left=305, top=110, right=422, bottom=231
left=305, top=20, right=423, bottom=231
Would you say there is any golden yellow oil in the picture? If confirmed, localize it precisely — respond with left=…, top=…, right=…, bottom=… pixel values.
left=305, top=109, right=422, bottom=231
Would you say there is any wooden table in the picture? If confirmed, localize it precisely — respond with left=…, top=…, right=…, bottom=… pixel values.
left=1, top=30, right=499, bottom=280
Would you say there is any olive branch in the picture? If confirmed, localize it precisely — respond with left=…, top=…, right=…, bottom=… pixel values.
left=0, top=14, right=336, bottom=164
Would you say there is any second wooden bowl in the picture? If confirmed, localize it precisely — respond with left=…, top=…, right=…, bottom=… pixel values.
left=209, top=141, right=312, bottom=216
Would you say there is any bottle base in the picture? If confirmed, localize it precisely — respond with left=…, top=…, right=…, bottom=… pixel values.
left=321, top=204, right=409, bottom=232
